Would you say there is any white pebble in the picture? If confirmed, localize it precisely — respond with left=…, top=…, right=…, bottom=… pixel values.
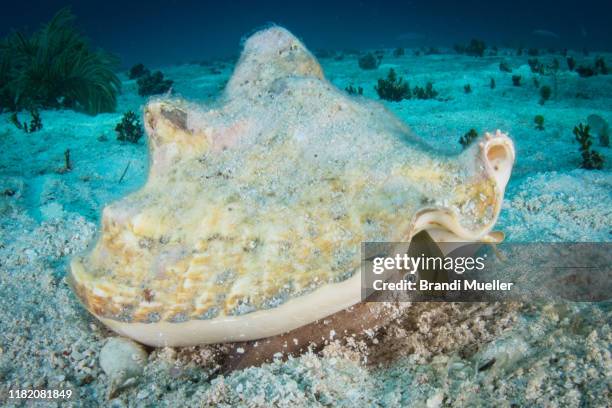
left=427, top=392, right=444, bottom=408
left=99, top=337, right=148, bottom=394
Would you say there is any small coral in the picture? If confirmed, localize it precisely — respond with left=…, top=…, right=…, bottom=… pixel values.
left=490, top=78, right=496, bottom=89
left=463, top=84, right=472, bottom=94
left=575, top=57, right=608, bottom=78
left=566, top=56, right=576, bottom=71
left=534, top=115, right=545, bottom=130
left=28, top=110, right=43, bottom=132
left=392, top=47, right=405, bottom=57
left=576, top=65, right=595, bottom=78
left=459, top=128, right=478, bottom=149
left=10, top=110, right=43, bottom=133
left=512, top=75, right=522, bottom=86
left=453, top=39, right=486, bottom=57
left=539, top=85, right=552, bottom=104
left=128, top=63, right=150, bottom=80
left=358, top=53, right=381, bottom=70
left=137, top=71, right=173, bottom=96
left=344, top=85, right=363, bottom=95
left=115, top=111, right=144, bottom=143
left=594, top=56, right=608, bottom=75
left=573, top=124, right=604, bottom=170
left=375, top=69, right=410, bottom=101
left=412, top=82, right=438, bottom=100
left=528, top=58, right=544, bottom=74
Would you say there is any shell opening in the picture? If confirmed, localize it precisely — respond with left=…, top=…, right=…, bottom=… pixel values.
left=483, top=132, right=514, bottom=190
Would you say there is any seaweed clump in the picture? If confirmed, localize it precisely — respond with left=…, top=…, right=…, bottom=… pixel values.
left=137, top=71, right=173, bottom=96
left=0, top=8, right=120, bottom=114
left=358, top=53, right=381, bottom=70
left=454, top=39, right=486, bottom=57
left=375, top=69, right=410, bottom=101
left=412, top=82, right=438, bottom=100
left=528, top=58, right=544, bottom=74
left=10, top=110, right=42, bottom=133
left=345, top=85, right=363, bottom=95
left=534, top=115, right=545, bottom=130
left=573, top=124, right=604, bottom=170
left=576, top=56, right=609, bottom=78
left=459, top=128, right=478, bottom=149
left=512, top=75, right=522, bottom=86
left=128, top=63, right=150, bottom=80
left=115, top=111, right=143, bottom=143
left=539, top=85, right=552, bottom=104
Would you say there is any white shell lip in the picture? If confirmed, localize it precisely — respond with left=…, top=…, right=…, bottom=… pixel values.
left=481, top=130, right=515, bottom=192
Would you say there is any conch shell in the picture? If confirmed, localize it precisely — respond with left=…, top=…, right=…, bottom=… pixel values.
left=69, top=27, right=515, bottom=347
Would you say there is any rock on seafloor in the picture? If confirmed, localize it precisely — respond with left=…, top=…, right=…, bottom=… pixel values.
left=99, top=337, right=148, bottom=397
left=68, top=26, right=515, bottom=349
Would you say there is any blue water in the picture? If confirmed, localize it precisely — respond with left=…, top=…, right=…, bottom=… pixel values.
left=1, top=0, right=611, bottom=67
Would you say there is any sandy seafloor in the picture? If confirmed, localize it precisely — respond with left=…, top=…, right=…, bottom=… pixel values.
left=0, top=47, right=610, bottom=407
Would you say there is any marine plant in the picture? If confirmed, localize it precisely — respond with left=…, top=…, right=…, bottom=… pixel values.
left=0, top=8, right=120, bottom=114
left=566, top=56, right=576, bottom=71
left=128, top=63, right=150, bottom=80
left=573, top=124, right=604, bottom=170
left=412, top=82, right=438, bottom=100
left=534, top=115, right=545, bottom=130
left=10, top=110, right=42, bottom=133
left=528, top=58, right=544, bottom=74
left=345, top=85, right=363, bottom=95
left=512, top=75, right=522, bottom=86
left=392, top=47, right=405, bottom=57
left=137, top=71, right=173, bottom=96
left=375, top=69, right=410, bottom=101
left=463, top=84, right=472, bottom=94
left=575, top=56, right=608, bottom=78
left=594, top=56, right=608, bottom=75
left=453, top=39, right=486, bottom=57
left=576, top=65, right=595, bottom=78
left=539, top=85, right=552, bottom=104
left=358, top=52, right=381, bottom=70
left=115, top=111, right=144, bottom=143
left=57, top=149, right=72, bottom=174
left=459, top=128, right=478, bottom=148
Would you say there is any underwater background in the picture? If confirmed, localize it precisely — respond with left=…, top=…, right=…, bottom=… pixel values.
left=0, top=1, right=610, bottom=407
